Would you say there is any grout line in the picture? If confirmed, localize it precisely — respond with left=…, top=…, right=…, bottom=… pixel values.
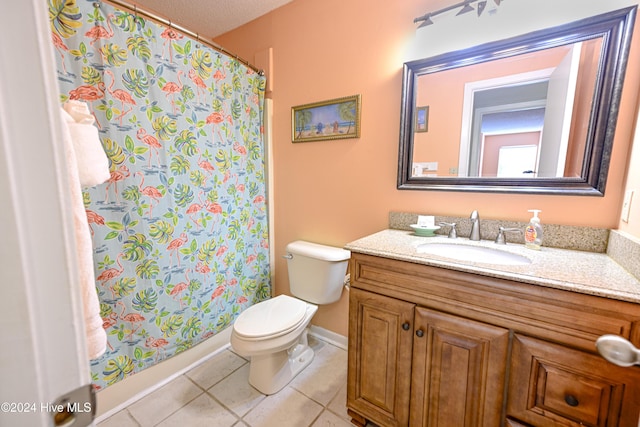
left=307, top=407, right=325, bottom=427
left=203, top=388, right=244, bottom=422
left=125, top=409, right=142, bottom=426
left=135, top=378, right=206, bottom=427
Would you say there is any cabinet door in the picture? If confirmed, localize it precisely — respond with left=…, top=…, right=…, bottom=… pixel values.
left=347, top=288, right=415, bottom=427
left=508, top=334, right=640, bottom=427
left=410, top=307, right=509, bottom=427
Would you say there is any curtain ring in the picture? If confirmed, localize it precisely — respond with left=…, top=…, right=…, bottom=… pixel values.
left=133, top=5, right=140, bottom=25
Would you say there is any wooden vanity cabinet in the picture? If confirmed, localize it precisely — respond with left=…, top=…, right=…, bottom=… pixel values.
left=409, top=307, right=509, bottom=427
left=347, top=288, right=414, bottom=427
left=346, top=252, right=640, bottom=427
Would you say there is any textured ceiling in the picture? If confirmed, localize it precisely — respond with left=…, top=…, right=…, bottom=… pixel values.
left=129, top=0, right=293, bottom=39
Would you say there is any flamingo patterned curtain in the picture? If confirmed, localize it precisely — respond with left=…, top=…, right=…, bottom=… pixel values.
left=51, top=0, right=270, bottom=389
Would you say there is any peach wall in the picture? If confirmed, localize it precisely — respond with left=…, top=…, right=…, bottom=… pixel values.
left=216, top=0, right=640, bottom=336
left=619, top=109, right=640, bottom=236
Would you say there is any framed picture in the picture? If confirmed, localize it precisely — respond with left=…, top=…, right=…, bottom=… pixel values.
left=415, top=106, right=429, bottom=133
left=292, top=95, right=361, bottom=143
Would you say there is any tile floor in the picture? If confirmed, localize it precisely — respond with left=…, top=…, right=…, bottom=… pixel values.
left=97, top=336, right=355, bottom=427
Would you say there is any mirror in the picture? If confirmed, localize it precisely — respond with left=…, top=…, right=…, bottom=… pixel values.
left=398, top=7, right=636, bottom=195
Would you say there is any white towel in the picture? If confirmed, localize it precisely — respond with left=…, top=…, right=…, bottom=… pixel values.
left=62, top=100, right=110, bottom=187
left=61, top=108, right=107, bottom=360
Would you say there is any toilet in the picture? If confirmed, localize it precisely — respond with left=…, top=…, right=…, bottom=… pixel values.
left=230, top=240, right=351, bottom=395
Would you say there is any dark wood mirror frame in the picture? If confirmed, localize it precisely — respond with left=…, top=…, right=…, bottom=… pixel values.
left=397, top=7, right=636, bottom=195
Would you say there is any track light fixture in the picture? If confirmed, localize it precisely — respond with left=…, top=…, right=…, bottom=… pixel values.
left=416, top=14, right=434, bottom=28
left=477, top=0, right=487, bottom=16
left=456, top=2, right=474, bottom=16
left=414, top=0, right=503, bottom=27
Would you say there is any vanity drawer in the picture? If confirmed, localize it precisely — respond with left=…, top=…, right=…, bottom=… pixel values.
left=508, top=334, right=640, bottom=426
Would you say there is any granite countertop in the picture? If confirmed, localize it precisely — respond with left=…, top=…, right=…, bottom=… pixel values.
left=345, top=229, right=640, bottom=304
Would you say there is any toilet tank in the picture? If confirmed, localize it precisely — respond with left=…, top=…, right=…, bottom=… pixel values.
left=286, top=240, right=351, bottom=304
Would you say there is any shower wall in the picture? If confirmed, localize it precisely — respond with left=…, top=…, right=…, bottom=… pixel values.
left=51, top=0, right=270, bottom=389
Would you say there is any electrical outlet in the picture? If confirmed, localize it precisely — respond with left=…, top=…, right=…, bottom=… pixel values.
left=621, top=190, right=634, bottom=223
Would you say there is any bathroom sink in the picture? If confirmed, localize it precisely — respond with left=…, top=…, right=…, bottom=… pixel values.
left=416, top=242, right=532, bottom=266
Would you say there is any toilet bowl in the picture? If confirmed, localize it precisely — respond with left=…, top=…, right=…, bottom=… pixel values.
left=230, top=240, right=350, bottom=395
left=231, top=295, right=318, bottom=394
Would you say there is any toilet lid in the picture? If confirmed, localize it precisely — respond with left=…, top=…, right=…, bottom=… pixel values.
left=233, top=295, right=307, bottom=339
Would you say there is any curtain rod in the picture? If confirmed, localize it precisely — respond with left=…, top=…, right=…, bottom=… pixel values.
left=99, top=0, right=264, bottom=75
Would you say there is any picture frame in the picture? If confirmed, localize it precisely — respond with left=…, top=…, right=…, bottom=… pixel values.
left=415, top=106, right=429, bottom=133
left=292, top=94, right=361, bottom=143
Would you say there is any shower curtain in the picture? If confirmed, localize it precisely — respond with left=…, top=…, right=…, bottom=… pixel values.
left=51, top=0, right=270, bottom=389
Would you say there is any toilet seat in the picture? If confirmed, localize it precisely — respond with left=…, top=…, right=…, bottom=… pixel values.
left=233, top=295, right=308, bottom=340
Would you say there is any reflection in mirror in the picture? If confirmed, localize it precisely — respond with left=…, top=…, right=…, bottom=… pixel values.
left=414, top=39, right=601, bottom=179
left=398, top=7, right=636, bottom=195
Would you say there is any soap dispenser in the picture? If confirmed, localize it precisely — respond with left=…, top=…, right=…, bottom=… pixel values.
left=524, top=209, right=543, bottom=250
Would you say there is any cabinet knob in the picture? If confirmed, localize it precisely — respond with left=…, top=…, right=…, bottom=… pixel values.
left=402, top=322, right=410, bottom=331
left=564, top=394, right=579, bottom=407
left=416, top=329, right=424, bottom=338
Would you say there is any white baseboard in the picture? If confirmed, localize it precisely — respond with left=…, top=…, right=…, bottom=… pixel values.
left=308, top=325, right=348, bottom=350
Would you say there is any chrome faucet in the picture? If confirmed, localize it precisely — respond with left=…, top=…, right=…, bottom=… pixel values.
left=439, top=222, right=457, bottom=239
left=469, top=210, right=481, bottom=241
left=494, top=226, right=521, bottom=244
